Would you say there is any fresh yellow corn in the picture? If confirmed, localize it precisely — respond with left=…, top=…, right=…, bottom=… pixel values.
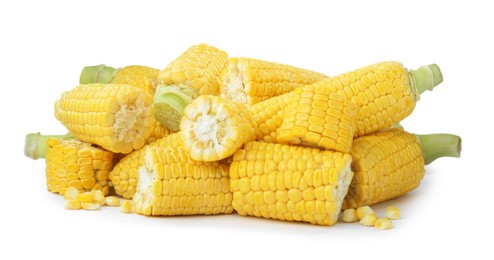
left=81, top=202, right=101, bottom=210
left=63, top=187, right=79, bottom=201
left=230, top=141, right=353, bottom=226
left=110, top=132, right=183, bottom=199
left=105, top=196, right=121, bottom=207
left=375, top=218, right=393, bottom=230
left=310, top=62, right=442, bottom=137
left=343, top=128, right=461, bottom=209
left=341, top=208, right=359, bottom=223
left=385, top=206, right=401, bottom=220
left=120, top=200, right=133, bottom=213
left=154, top=44, right=229, bottom=131
left=359, top=214, right=378, bottom=226
left=45, top=138, right=113, bottom=195
left=80, top=65, right=160, bottom=95
left=219, top=57, right=326, bottom=104
left=356, top=206, right=375, bottom=220
left=54, top=83, right=156, bottom=154
left=276, top=85, right=357, bottom=153
left=180, top=95, right=255, bottom=162
left=133, top=146, right=233, bottom=216
left=249, top=92, right=293, bottom=140
left=65, top=200, right=82, bottom=210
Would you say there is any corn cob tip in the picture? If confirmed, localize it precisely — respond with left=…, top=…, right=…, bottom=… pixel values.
left=409, top=64, right=443, bottom=95
left=153, top=85, right=196, bottom=131
left=24, top=132, right=74, bottom=160
left=416, top=133, right=461, bottom=165
left=80, top=64, right=117, bottom=84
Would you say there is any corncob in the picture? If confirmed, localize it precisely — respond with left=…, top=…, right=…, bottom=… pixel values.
left=110, top=133, right=183, bottom=199
left=343, top=128, right=461, bottom=209
left=180, top=95, right=255, bottom=162
left=154, top=44, right=229, bottom=131
left=307, top=62, right=443, bottom=137
left=219, top=57, right=326, bottom=104
left=230, top=141, right=353, bottom=226
left=44, top=138, right=113, bottom=195
left=24, top=132, right=74, bottom=160
left=79, top=65, right=159, bottom=95
left=276, top=85, right=357, bottom=153
left=133, top=146, right=233, bottom=216
left=54, top=83, right=155, bottom=154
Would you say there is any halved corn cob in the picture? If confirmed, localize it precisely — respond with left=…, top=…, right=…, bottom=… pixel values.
left=54, top=83, right=155, bottom=154
left=180, top=95, right=255, bottom=162
left=311, top=62, right=443, bottom=137
left=154, top=44, right=229, bottom=131
left=133, top=146, right=233, bottom=216
left=110, top=133, right=183, bottom=199
left=343, top=128, right=461, bottom=209
left=276, top=85, right=357, bottom=153
left=45, top=138, right=113, bottom=195
left=230, top=141, right=353, bottom=226
left=219, top=57, right=326, bottom=104
left=80, top=65, right=159, bottom=95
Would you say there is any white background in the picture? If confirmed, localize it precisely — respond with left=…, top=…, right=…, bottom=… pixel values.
left=1, top=0, right=492, bottom=259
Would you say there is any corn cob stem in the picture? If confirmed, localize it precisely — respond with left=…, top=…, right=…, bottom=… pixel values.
left=153, top=86, right=196, bottom=131
left=79, top=65, right=116, bottom=84
left=409, top=64, right=443, bottom=95
left=417, top=133, right=461, bottom=165
left=24, top=132, right=74, bottom=160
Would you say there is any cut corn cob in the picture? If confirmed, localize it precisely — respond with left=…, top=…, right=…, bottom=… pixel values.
left=154, top=44, right=229, bottom=131
left=309, top=62, right=443, bottom=137
left=54, top=83, right=155, bottom=154
left=80, top=65, right=159, bottom=95
left=249, top=92, right=293, bottom=140
left=180, top=95, right=255, bottom=162
left=45, top=138, right=113, bottom=195
left=133, top=146, right=233, bottom=216
left=343, top=128, right=461, bottom=209
left=110, top=133, right=183, bottom=199
left=276, top=85, right=357, bottom=153
left=230, top=141, right=353, bottom=226
left=219, top=57, right=326, bottom=104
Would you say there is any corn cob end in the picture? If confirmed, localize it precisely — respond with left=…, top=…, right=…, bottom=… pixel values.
left=409, top=64, right=443, bottom=95
left=416, top=133, right=461, bottom=165
left=153, top=85, right=196, bottom=131
left=24, top=132, right=74, bottom=160
left=79, top=64, right=116, bottom=84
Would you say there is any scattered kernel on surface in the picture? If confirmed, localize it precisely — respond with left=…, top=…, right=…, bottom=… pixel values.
left=120, top=200, right=133, bottom=213
left=105, top=196, right=121, bottom=207
left=92, top=190, right=105, bottom=204
left=359, top=214, right=378, bottom=226
left=356, top=206, right=375, bottom=220
left=342, top=209, right=359, bottom=223
left=64, top=187, right=79, bottom=201
left=82, top=202, right=101, bottom=210
left=65, top=200, right=81, bottom=210
left=76, top=192, right=95, bottom=203
left=385, top=206, right=401, bottom=220
left=375, top=218, right=393, bottom=230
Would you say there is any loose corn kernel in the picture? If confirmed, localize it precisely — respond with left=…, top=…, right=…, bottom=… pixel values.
left=356, top=206, right=375, bottom=220
left=341, top=209, right=359, bottom=223
left=375, top=218, right=393, bottom=230
left=92, top=190, right=105, bottom=205
left=65, top=200, right=81, bottom=210
left=81, top=202, right=101, bottom=210
left=120, top=200, right=133, bottom=213
left=64, top=187, right=79, bottom=201
left=385, top=206, right=401, bottom=220
left=359, top=214, right=378, bottom=227
left=105, top=196, right=121, bottom=207
left=76, top=192, right=95, bottom=203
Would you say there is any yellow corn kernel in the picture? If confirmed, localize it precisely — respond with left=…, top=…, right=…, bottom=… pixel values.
left=341, top=208, right=359, bottom=223
left=76, top=192, right=95, bottom=203
left=92, top=190, right=105, bottom=205
left=120, top=200, right=133, bottom=213
left=359, top=214, right=378, bottom=227
left=65, top=200, right=81, bottom=210
left=356, top=206, right=375, bottom=220
left=375, top=218, right=393, bottom=230
left=385, top=206, right=401, bottom=220
left=63, top=187, right=79, bottom=201
left=81, top=202, right=101, bottom=210
left=105, top=196, right=121, bottom=207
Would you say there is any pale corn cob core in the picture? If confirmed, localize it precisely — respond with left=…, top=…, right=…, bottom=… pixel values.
left=45, top=138, right=113, bottom=195
left=180, top=95, right=255, bottom=162
left=219, top=57, right=327, bottom=104
left=343, top=129, right=425, bottom=209
left=230, top=141, right=353, bottom=226
left=133, top=146, right=233, bottom=216
left=54, top=84, right=155, bottom=154
left=110, top=133, right=183, bottom=199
